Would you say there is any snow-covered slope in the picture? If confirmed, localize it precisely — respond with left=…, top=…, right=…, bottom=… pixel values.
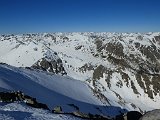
left=1, top=32, right=160, bottom=114
left=0, top=103, right=82, bottom=120
left=0, top=64, right=125, bottom=118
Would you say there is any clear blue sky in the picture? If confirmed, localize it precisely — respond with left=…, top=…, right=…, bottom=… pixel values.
left=0, top=0, right=160, bottom=34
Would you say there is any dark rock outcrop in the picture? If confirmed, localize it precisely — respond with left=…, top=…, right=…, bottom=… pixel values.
left=32, top=52, right=66, bottom=75
left=0, top=91, right=23, bottom=102
left=24, top=95, right=49, bottom=110
left=115, top=111, right=142, bottom=120
left=70, top=111, right=109, bottom=120
left=0, top=91, right=49, bottom=110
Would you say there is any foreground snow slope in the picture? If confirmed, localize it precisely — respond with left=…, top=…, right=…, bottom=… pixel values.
left=0, top=64, right=125, bottom=117
left=0, top=103, right=82, bottom=120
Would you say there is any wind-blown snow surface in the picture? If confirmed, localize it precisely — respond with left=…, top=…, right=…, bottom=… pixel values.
left=0, top=64, right=124, bottom=117
left=0, top=103, right=83, bottom=120
left=1, top=32, right=160, bottom=114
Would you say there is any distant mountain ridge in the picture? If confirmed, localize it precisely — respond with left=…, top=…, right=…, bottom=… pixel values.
left=0, top=32, right=160, bottom=114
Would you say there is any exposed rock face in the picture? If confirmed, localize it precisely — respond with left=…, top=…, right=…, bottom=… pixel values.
left=52, top=104, right=110, bottom=120
left=115, top=111, right=142, bottom=120
left=0, top=91, right=24, bottom=102
left=87, top=33, right=160, bottom=112
left=139, top=109, right=160, bottom=120
left=32, top=51, right=66, bottom=75
left=125, top=111, right=142, bottom=120
left=0, top=91, right=49, bottom=110
left=71, top=111, right=109, bottom=120
left=24, top=95, right=49, bottom=110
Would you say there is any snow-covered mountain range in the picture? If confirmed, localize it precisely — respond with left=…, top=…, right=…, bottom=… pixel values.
left=0, top=32, right=160, bottom=119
